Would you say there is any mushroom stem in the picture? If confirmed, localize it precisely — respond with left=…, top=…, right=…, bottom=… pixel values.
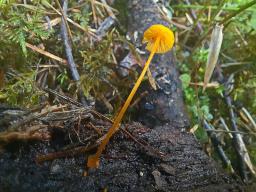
left=87, top=38, right=160, bottom=168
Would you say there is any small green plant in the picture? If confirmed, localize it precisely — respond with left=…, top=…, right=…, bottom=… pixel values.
left=79, top=29, right=136, bottom=111
left=0, top=72, right=43, bottom=107
left=57, top=69, right=69, bottom=89
left=0, top=3, right=52, bottom=57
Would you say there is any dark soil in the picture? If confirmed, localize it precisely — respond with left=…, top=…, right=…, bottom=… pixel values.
left=0, top=121, right=242, bottom=192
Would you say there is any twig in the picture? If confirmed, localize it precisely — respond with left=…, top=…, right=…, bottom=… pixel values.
left=220, top=0, right=256, bottom=25
left=95, top=16, right=116, bottom=41
left=60, top=0, right=79, bottom=81
left=220, top=62, right=252, bottom=68
left=0, top=125, right=49, bottom=144
left=173, top=4, right=255, bottom=12
left=25, top=43, right=67, bottom=64
left=219, top=117, right=233, bottom=138
left=43, top=87, right=84, bottom=107
left=237, top=120, right=256, bottom=138
left=99, top=94, right=113, bottom=112
left=241, top=107, right=256, bottom=131
left=43, top=17, right=61, bottom=30
left=224, top=95, right=248, bottom=180
left=90, top=0, right=98, bottom=27
left=130, top=91, right=149, bottom=108
left=100, top=0, right=116, bottom=19
left=60, top=0, right=88, bottom=106
left=88, top=122, right=103, bottom=135
left=156, top=5, right=191, bottom=30
left=6, top=105, right=67, bottom=132
left=55, top=0, right=73, bottom=40
left=184, top=0, right=203, bottom=33
left=43, top=2, right=96, bottom=37
left=216, top=72, right=256, bottom=179
left=36, top=135, right=105, bottom=163
left=189, top=82, right=219, bottom=88
left=193, top=0, right=256, bottom=50
left=0, top=69, right=4, bottom=88
left=206, top=129, right=247, bottom=135
left=203, top=120, right=234, bottom=173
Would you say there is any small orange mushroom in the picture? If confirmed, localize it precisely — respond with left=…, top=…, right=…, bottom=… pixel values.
left=87, top=24, right=174, bottom=168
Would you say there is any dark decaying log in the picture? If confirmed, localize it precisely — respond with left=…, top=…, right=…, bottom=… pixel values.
left=0, top=0, right=245, bottom=191
left=128, top=0, right=189, bottom=128
left=125, top=0, right=242, bottom=191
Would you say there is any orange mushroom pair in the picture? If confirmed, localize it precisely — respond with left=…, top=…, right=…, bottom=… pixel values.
left=87, top=24, right=175, bottom=168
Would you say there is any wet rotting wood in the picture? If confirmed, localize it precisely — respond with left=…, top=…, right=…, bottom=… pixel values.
left=127, top=0, right=189, bottom=128
left=127, top=0, right=243, bottom=191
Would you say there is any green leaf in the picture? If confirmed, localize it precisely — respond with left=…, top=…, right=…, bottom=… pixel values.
left=180, top=73, right=191, bottom=89
left=249, top=12, right=256, bottom=29
left=18, top=32, right=27, bottom=57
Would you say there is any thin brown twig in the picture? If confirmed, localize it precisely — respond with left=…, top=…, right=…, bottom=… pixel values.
left=44, top=2, right=97, bottom=37
left=36, top=135, right=105, bottom=163
left=0, top=125, right=50, bottom=144
left=203, top=120, right=234, bottom=173
left=100, top=0, right=116, bottom=19
left=55, top=0, right=73, bottom=40
left=7, top=105, right=67, bottom=132
left=43, top=87, right=84, bottom=107
left=25, top=43, right=67, bottom=64
left=88, top=122, right=103, bottom=135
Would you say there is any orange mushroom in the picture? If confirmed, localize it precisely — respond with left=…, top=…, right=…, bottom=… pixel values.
left=87, top=24, right=174, bottom=168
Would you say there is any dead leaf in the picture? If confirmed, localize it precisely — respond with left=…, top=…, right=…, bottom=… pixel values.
left=203, top=24, right=223, bottom=91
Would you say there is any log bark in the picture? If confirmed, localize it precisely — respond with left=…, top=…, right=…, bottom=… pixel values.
left=124, top=0, right=243, bottom=191
left=128, top=0, right=189, bottom=128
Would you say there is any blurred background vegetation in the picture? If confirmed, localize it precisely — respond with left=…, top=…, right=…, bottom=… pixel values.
left=0, top=0, right=256, bottom=182
left=173, top=0, right=256, bottom=177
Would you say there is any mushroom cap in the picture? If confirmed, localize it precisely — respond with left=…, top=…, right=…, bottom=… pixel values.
left=143, top=24, right=174, bottom=53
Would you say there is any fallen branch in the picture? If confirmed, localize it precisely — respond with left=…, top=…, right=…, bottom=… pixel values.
left=43, top=87, right=84, bottom=107
left=240, top=107, right=256, bottom=132
left=60, top=0, right=79, bottom=81
left=224, top=93, right=255, bottom=179
left=6, top=105, right=67, bottom=132
left=203, top=120, right=234, bottom=173
left=55, top=0, right=73, bottom=40
left=216, top=70, right=256, bottom=179
left=95, top=16, right=116, bottom=41
left=184, top=0, right=203, bottom=33
left=0, top=125, right=49, bottom=144
left=219, top=117, right=233, bottom=138
left=60, top=0, right=88, bottom=105
left=36, top=136, right=104, bottom=163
